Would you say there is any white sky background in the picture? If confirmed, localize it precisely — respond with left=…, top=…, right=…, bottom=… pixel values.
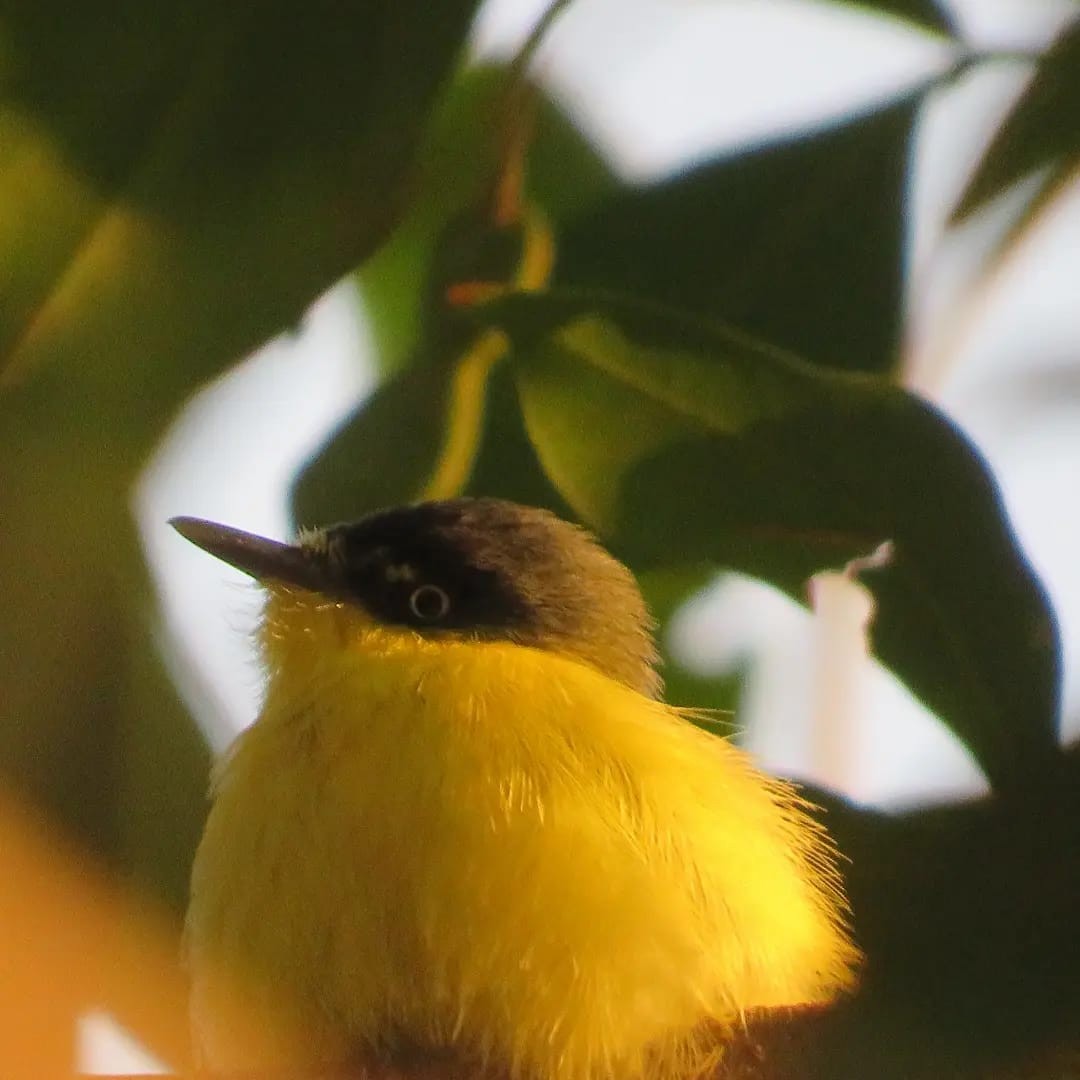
left=95, top=0, right=1080, bottom=1071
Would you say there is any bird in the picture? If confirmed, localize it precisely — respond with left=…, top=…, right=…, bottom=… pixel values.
left=173, top=497, right=858, bottom=1080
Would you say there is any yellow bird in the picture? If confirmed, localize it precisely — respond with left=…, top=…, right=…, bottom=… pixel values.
left=173, top=498, right=857, bottom=1079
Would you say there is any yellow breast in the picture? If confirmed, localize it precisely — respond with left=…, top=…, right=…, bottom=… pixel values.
left=186, top=589, right=857, bottom=1079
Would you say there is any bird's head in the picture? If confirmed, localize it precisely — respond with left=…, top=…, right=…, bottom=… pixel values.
left=171, top=498, right=660, bottom=698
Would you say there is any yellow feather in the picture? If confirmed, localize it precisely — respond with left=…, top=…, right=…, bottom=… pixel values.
left=186, top=585, right=858, bottom=1078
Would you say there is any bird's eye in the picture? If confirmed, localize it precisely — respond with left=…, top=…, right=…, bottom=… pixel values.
left=408, top=584, right=451, bottom=622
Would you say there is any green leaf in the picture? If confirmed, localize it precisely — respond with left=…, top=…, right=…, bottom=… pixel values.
left=559, top=97, right=921, bottom=376
left=0, top=440, right=211, bottom=909
left=952, top=17, right=1080, bottom=223
left=486, top=290, right=1061, bottom=793
left=115, top=581, right=215, bottom=908
left=353, top=64, right=516, bottom=380
left=355, top=63, right=617, bottom=379
left=292, top=343, right=575, bottom=529
left=293, top=359, right=459, bottom=527
left=0, top=1, right=479, bottom=396
left=464, top=361, right=578, bottom=515
left=0, top=0, right=479, bottom=903
left=813, top=771, right=1080, bottom=1065
left=295, top=68, right=616, bottom=523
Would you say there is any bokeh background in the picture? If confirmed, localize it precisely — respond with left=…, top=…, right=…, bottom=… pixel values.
left=1, top=0, right=1078, bottom=1074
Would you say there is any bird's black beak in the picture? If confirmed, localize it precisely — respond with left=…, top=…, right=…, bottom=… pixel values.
left=170, top=517, right=333, bottom=595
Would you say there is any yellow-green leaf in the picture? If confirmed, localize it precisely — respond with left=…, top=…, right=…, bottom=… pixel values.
left=487, top=290, right=1061, bottom=794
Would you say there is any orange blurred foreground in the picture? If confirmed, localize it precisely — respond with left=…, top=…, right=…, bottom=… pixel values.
left=0, top=789, right=192, bottom=1077
left=0, top=789, right=311, bottom=1078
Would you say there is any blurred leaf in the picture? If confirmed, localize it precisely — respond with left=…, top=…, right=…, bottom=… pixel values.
left=116, top=572, right=214, bottom=907
left=809, top=764, right=1080, bottom=1072
left=0, top=1, right=479, bottom=396
left=294, top=359, right=460, bottom=526
left=842, top=0, right=954, bottom=34
left=296, top=197, right=557, bottom=523
left=297, top=69, right=612, bottom=523
left=0, top=0, right=479, bottom=903
left=519, top=82, right=616, bottom=226
left=354, top=64, right=516, bottom=380
left=0, top=443, right=211, bottom=908
left=485, top=290, right=1061, bottom=793
left=293, top=342, right=575, bottom=529
left=464, top=361, right=577, bottom=515
left=356, top=64, right=616, bottom=379
left=559, top=97, right=921, bottom=376
left=952, top=18, right=1080, bottom=223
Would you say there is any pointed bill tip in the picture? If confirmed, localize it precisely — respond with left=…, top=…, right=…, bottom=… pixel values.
left=169, top=516, right=330, bottom=594
left=169, top=515, right=233, bottom=546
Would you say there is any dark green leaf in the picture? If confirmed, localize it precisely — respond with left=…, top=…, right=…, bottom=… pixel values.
left=0, top=0, right=478, bottom=902
left=0, top=444, right=211, bottom=909
left=812, top=770, right=1080, bottom=1067
left=295, top=68, right=616, bottom=523
left=293, top=348, right=575, bottom=529
left=559, top=97, right=921, bottom=376
left=486, top=290, right=1060, bottom=793
left=952, top=17, right=1080, bottom=222
left=355, top=64, right=617, bottom=379
left=464, top=361, right=577, bottom=515
left=0, top=0, right=479, bottom=398
left=115, top=585, right=214, bottom=908
left=293, top=360, right=458, bottom=527
left=353, top=65, right=517, bottom=380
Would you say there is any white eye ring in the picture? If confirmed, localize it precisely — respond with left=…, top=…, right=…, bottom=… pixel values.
left=408, top=584, right=450, bottom=621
